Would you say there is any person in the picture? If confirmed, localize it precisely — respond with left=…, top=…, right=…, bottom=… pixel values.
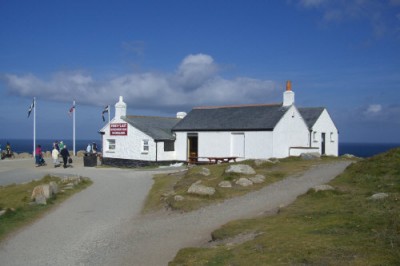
left=59, top=141, right=64, bottom=151
left=6, top=142, right=11, bottom=156
left=54, top=141, right=60, bottom=152
left=92, top=142, right=97, bottom=154
left=60, top=145, right=70, bottom=168
left=52, top=147, right=60, bottom=167
left=35, top=145, right=43, bottom=166
left=86, top=143, right=92, bottom=154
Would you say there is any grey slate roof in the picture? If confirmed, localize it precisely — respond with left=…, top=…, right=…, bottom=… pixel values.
left=172, top=104, right=290, bottom=131
left=298, top=107, right=325, bottom=129
left=122, top=116, right=181, bottom=140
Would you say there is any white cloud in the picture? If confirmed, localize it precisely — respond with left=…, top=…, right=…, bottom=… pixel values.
left=296, top=0, right=400, bottom=38
left=365, top=104, right=382, bottom=114
left=2, top=54, right=279, bottom=111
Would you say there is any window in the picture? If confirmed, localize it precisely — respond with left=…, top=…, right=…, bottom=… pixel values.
left=142, top=139, right=149, bottom=153
left=330, top=132, right=335, bottom=142
left=107, top=139, right=116, bottom=151
left=313, top=131, right=318, bottom=142
left=164, top=140, right=175, bottom=152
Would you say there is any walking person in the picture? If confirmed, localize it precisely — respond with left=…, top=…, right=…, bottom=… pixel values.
left=52, top=147, right=60, bottom=167
left=35, top=145, right=44, bottom=167
left=60, top=145, right=70, bottom=168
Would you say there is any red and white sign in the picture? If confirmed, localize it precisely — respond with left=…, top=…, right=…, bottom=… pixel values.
left=110, top=123, right=128, bottom=136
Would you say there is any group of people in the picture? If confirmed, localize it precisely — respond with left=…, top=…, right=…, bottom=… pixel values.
left=86, top=142, right=98, bottom=155
left=0, top=142, right=13, bottom=159
left=35, top=141, right=71, bottom=168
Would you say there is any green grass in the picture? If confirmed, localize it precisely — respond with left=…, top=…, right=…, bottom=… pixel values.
left=0, top=175, right=92, bottom=242
left=169, top=148, right=400, bottom=265
left=143, top=156, right=349, bottom=213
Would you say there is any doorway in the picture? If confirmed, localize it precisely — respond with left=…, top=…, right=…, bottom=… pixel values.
left=321, top=133, right=326, bottom=155
left=187, top=133, right=198, bottom=162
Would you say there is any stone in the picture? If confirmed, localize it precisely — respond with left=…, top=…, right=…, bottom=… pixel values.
left=218, top=181, right=232, bottom=188
left=18, top=152, right=32, bottom=159
left=342, top=154, right=357, bottom=159
left=300, top=152, right=321, bottom=160
left=188, top=181, right=216, bottom=196
left=312, top=184, right=335, bottom=192
left=174, top=195, right=184, bottom=201
left=235, top=178, right=253, bottom=187
left=199, top=167, right=211, bottom=176
left=0, top=210, right=6, bottom=217
left=35, top=195, right=47, bottom=205
left=249, top=174, right=266, bottom=184
left=31, top=184, right=51, bottom=200
left=369, top=193, right=389, bottom=200
left=49, top=181, right=59, bottom=195
left=225, top=164, right=256, bottom=175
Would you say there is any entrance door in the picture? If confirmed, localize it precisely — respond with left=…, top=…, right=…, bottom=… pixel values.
left=187, top=133, right=198, bottom=162
left=231, top=133, right=245, bottom=158
left=321, top=133, right=326, bottom=155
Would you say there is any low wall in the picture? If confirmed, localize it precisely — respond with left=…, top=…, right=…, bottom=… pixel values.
left=101, top=157, right=184, bottom=168
left=289, top=147, right=320, bottom=157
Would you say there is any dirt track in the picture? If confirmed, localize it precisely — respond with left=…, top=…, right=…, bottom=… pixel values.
left=0, top=158, right=351, bottom=265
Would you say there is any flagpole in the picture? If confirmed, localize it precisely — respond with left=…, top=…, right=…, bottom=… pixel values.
left=33, top=97, right=36, bottom=157
left=73, top=100, right=76, bottom=156
left=108, top=105, right=110, bottom=123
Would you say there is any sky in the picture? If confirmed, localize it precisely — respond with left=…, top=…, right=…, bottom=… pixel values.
left=0, top=0, right=399, bottom=143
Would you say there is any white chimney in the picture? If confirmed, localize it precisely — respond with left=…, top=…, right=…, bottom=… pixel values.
left=176, top=112, right=187, bottom=119
left=283, top=80, right=295, bottom=106
left=115, top=96, right=127, bottom=119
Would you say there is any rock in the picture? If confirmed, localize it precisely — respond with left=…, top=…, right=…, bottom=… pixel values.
left=254, top=159, right=277, bottom=166
left=218, top=181, right=232, bottom=188
left=174, top=195, right=184, bottom=201
left=342, top=154, right=357, bottom=159
left=49, top=181, right=59, bottom=195
left=18, top=152, right=32, bottom=159
left=188, top=181, right=216, bottom=196
left=312, top=184, right=335, bottom=192
left=31, top=184, right=52, bottom=200
left=199, top=167, right=211, bottom=176
left=300, top=152, right=321, bottom=160
left=369, top=193, right=389, bottom=200
left=249, top=174, right=265, bottom=184
left=0, top=210, right=6, bottom=217
left=61, top=176, right=85, bottom=185
left=235, top=178, right=253, bottom=187
left=225, top=164, right=256, bottom=175
left=35, top=195, right=47, bottom=205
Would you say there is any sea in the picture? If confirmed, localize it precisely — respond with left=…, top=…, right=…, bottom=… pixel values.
left=0, top=139, right=399, bottom=158
left=0, top=139, right=102, bottom=154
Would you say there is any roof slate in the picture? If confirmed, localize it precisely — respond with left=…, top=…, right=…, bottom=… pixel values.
left=172, top=104, right=290, bottom=131
left=122, top=116, right=181, bottom=140
left=298, top=107, right=325, bottom=129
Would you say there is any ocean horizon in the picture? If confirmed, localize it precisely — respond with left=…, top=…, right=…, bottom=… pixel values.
left=1, top=138, right=399, bottom=158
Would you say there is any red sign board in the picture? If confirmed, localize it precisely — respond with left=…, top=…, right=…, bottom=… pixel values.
left=110, top=123, right=128, bottom=136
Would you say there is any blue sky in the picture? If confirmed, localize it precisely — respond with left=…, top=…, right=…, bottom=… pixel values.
left=0, top=0, right=399, bottom=143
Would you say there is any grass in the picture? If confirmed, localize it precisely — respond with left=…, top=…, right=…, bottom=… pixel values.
left=169, top=148, right=400, bottom=265
left=142, top=156, right=349, bottom=213
left=0, top=175, right=92, bottom=242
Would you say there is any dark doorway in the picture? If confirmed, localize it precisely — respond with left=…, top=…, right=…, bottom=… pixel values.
left=321, top=133, right=326, bottom=155
left=187, top=133, right=198, bottom=163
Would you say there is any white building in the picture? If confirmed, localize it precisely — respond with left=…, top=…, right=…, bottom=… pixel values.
left=99, top=82, right=338, bottom=166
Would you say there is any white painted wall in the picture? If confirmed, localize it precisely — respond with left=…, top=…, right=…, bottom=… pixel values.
left=102, top=118, right=156, bottom=161
left=175, top=132, right=188, bottom=161
left=155, top=141, right=176, bottom=161
left=273, top=106, right=310, bottom=158
left=310, top=109, right=339, bottom=156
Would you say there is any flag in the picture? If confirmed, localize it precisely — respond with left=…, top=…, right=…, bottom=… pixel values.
left=27, top=99, right=34, bottom=118
left=68, top=104, right=75, bottom=116
left=102, top=105, right=109, bottom=122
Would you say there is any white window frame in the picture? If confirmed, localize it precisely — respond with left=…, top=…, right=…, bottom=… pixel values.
left=313, top=131, right=318, bottom=142
left=142, top=139, right=149, bottom=153
left=330, top=132, right=335, bottom=142
left=107, top=139, right=116, bottom=153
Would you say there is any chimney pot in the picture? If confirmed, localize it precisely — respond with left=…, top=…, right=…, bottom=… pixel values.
left=286, top=80, right=292, bottom=91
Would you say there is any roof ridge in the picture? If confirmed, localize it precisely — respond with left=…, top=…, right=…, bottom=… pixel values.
left=193, top=103, right=282, bottom=109
left=126, top=115, right=179, bottom=119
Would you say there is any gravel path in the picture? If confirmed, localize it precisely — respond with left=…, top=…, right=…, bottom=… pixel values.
left=0, top=159, right=351, bottom=266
